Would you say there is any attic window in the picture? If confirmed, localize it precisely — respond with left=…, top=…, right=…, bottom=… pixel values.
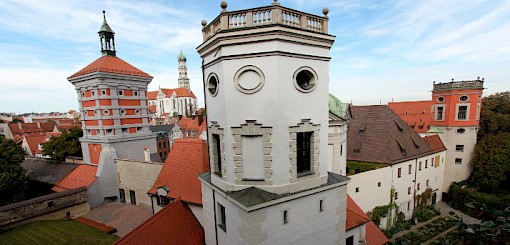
left=395, top=121, right=403, bottom=132
left=353, top=149, right=360, bottom=154
left=359, top=129, right=365, bottom=134
left=412, top=138, right=420, bottom=149
left=396, top=140, right=406, bottom=155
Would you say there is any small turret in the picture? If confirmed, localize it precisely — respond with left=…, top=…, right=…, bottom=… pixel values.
left=98, top=11, right=116, bottom=56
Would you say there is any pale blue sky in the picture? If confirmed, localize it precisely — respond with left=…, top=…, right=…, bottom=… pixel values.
left=0, top=0, right=508, bottom=113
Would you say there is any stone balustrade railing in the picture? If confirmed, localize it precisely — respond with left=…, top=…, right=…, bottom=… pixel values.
left=202, top=2, right=329, bottom=41
left=433, top=80, right=484, bottom=91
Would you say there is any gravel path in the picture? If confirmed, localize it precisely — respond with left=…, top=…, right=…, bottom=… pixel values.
left=435, top=201, right=481, bottom=225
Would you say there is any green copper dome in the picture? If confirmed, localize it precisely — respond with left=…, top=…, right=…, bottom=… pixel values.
left=177, top=50, right=186, bottom=61
left=329, top=93, right=350, bottom=119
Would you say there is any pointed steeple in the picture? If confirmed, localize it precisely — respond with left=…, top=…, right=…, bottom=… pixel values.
left=98, top=10, right=116, bottom=56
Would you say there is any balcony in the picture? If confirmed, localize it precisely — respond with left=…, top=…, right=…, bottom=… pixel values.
left=433, top=79, right=484, bottom=91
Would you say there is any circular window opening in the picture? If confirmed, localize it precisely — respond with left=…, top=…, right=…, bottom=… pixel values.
left=293, top=67, right=317, bottom=93
left=120, top=109, right=126, bottom=115
left=234, top=65, right=265, bottom=94
left=459, top=95, right=469, bottom=102
left=457, top=128, right=466, bottom=134
left=437, top=97, right=444, bottom=103
left=135, top=109, right=141, bottom=115
left=103, top=110, right=110, bottom=116
left=208, top=74, right=219, bottom=96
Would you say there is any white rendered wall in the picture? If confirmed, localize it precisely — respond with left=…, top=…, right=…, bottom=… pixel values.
left=345, top=224, right=366, bottom=245
left=117, top=159, right=162, bottom=206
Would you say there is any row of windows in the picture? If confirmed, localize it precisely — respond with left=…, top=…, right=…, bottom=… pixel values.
left=81, top=89, right=143, bottom=98
left=119, top=189, right=137, bottom=205
left=434, top=104, right=470, bottom=121
left=436, top=95, right=470, bottom=103
left=397, top=157, right=440, bottom=178
left=355, top=178, right=431, bottom=197
left=86, top=108, right=144, bottom=117
left=86, top=127, right=143, bottom=135
left=212, top=131, right=314, bottom=179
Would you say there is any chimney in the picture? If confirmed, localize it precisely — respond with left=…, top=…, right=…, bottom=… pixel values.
left=198, top=114, right=204, bottom=126
left=144, top=145, right=151, bottom=162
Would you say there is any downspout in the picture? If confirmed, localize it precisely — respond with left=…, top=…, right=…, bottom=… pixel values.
left=213, top=190, right=219, bottom=245
left=413, top=158, right=418, bottom=212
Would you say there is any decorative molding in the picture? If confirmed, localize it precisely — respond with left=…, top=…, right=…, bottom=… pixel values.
left=289, top=119, right=320, bottom=182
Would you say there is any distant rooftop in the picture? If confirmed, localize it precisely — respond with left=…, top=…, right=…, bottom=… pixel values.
left=201, top=1, right=330, bottom=41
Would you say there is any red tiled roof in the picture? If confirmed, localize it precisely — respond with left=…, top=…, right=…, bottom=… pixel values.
left=148, top=138, right=209, bottom=204
left=366, top=221, right=389, bottom=245
left=148, top=105, right=157, bottom=114
left=115, top=199, right=204, bottom=245
left=9, top=122, right=55, bottom=136
left=178, top=116, right=206, bottom=137
left=388, top=101, right=432, bottom=134
left=162, top=87, right=196, bottom=98
left=346, top=195, right=370, bottom=231
left=424, top=134, right=447, bottom=153
left=52, top=165, right=97, bottom=192
left=24, top=135, right=47, bottom=155
left=68, top=55, right=152, bottom=79
left=147, top=91, right=158, bottom=100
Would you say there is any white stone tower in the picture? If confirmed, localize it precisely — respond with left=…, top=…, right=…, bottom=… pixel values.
left=177, top=50, right=190, bottom=91
left=68, top=11, right=157, bottom=207
left=198, top=2, right=349, bottom=244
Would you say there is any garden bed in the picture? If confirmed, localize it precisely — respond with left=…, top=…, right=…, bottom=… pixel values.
left=393, top=217, right=458, bottom=245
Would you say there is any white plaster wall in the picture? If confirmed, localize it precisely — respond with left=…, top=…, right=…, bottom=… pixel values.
left=117, top=159, right=162, bottom=206
left=348, top=167, right=392, bottom=213
left=438, top=126, right=477, bottom=192
left=205, top=52, right=331, bottom=193
left=345, top=224, right=366, bottom=245
left=189, top=204, right=206, bottom=230
left=328, top=121, right=348, bottom=175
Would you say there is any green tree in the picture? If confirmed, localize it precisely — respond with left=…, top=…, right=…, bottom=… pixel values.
left=478, top=91, right=510, bottom=139
left=11, top=118, right=22, bottom=123
left=41, top=127, right=83, bottom=161
left=0, top=136, right=30, bottom=206
left=470, top=132, right=510, bottom=192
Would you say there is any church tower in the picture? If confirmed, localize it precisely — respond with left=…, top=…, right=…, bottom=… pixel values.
left=198, top=2, right=349, bottom=244
left=177, top=50, right=190, bottom=91
left=430, top=78, right=484, bottom=192
left=68, top=11, right=157, bottom=206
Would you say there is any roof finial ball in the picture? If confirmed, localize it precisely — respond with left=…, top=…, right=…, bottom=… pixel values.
left=323, top=8, right=329, bottom=17
left=102, top=10, right=106, bottom=21
left=220, top=1, right=228, bottom=13
left=272, top=0, right=280, bottom=6
left=201, top=20, right=207, bottom=27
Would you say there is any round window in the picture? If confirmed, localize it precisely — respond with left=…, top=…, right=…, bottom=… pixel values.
left=135, top=109, right=141, bottom=115
left=437, top=97, right=444, bottom=103
left=208, top=73, right=219, bottom=96
left=457, top=128, right=466, bottom=134
left=293, top=67, right=317, bottom=92
left=103, top=109, right=110, bottom=116
left=120, top=109, right=126, bottom=115
left=234, top=65, right=265, bottom=94
left=459, top=95, right=469, bottom=102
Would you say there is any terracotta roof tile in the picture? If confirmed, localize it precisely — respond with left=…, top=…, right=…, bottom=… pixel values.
left=148, top=138, right=209, bottom=204
left=366, top=221, right=389, bottom=245
left=9, top=122, right=55, bottom=136
left=147, top=91, right=158, bottom=100
left=347, top=105, right=434, bottom=165
left=178, top=116, right=206, bottom=136
left=68, top=55, right=152, bottom=79
left=24, top=133, right=59, bottom=155
left=388, top=101, right=432, bottom=134
left=148, top=105, right=157, bottom=114
left=52, top=165, right=97, bottom=192
left=115, top=199, right=204, bottom=245
left=346, top=195, right=370, bottom=230
left=424, top=134, right=446, bottom=153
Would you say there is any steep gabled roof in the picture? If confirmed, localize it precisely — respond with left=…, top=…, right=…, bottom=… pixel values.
left=160, top=87, right=196, bottom=98
left=148, top=138, right=209, bottom=204
left=24, top=135, right=48, bottom=155
left=68, top=55, right=152, bottom=79
left=388, top=100, right=432, bottom=134
left=178, top=116, right=206, bottom=135
left=423, top=134, right=447, bottom=153
left=115, top=199, right=204, bottom=245
left=52, top=165, right=97, bottom=192
left=21, top=159, right=79, bottom=185
left=346, top=195, right=370, bottom=230
left=147, top=91, right=158, bottom=100
left=348, top=105, right=434, bottom=165
left=9, top=122, right=55, bottom=136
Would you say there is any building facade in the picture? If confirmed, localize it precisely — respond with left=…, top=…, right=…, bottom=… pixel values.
left=198, top=2, right=350, bottom=244
left=67, top=12, right=157, bottom=207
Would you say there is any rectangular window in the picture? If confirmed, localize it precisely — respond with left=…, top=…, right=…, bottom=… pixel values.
left=283, top=210, right=289, bottom=224
left=212, top=134, right=222, bottom=176
left=242, top=135, right=264, bottom=180
left=118, top=90, right=123, bottom=96
left=101, top=90, right=106, bottom=95
left=456, top=145, right=464, bottom=152
left=425, top=160, right=428, bottom=168
left=419, top=161, right=422, bottom=171
left=398, top=168, right=402, bottom=178
left=355, top=187, right=359, bottom=193
left=297, top=132, right=313, bottom=175
left=218, top=203, right=226, bottom=231
left=134, top=91, right=139, bottom=96
left=457, top=106, right=468, bottom=120
left=378, top=182, right=381, bottom=187
left=408, top=164, right=412, bottom=174
left=417, top=183, right=420, bottom=190
left=408, top=202, right=411, bottom=211
left=408, top=187, right=411, bottom=195
left=340, top=144, right=343, bottom=156
left=455, top=158, right=462, bottom=164
left=319, top=200, right=324, bottom=212
left=435, top=106, right=444, bottom=120
left=395, top=192, right=399, bottom=200
left=129, top=190, right=136, bottom=205
left=426, top=179, right=430, bottom=186
left=346, top=236, right=354, bottom=245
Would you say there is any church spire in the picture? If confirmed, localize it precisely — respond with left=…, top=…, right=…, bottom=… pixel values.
left=177, top=50, right=190, bottom=91
left=98, top=10, right=116, bottom=56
